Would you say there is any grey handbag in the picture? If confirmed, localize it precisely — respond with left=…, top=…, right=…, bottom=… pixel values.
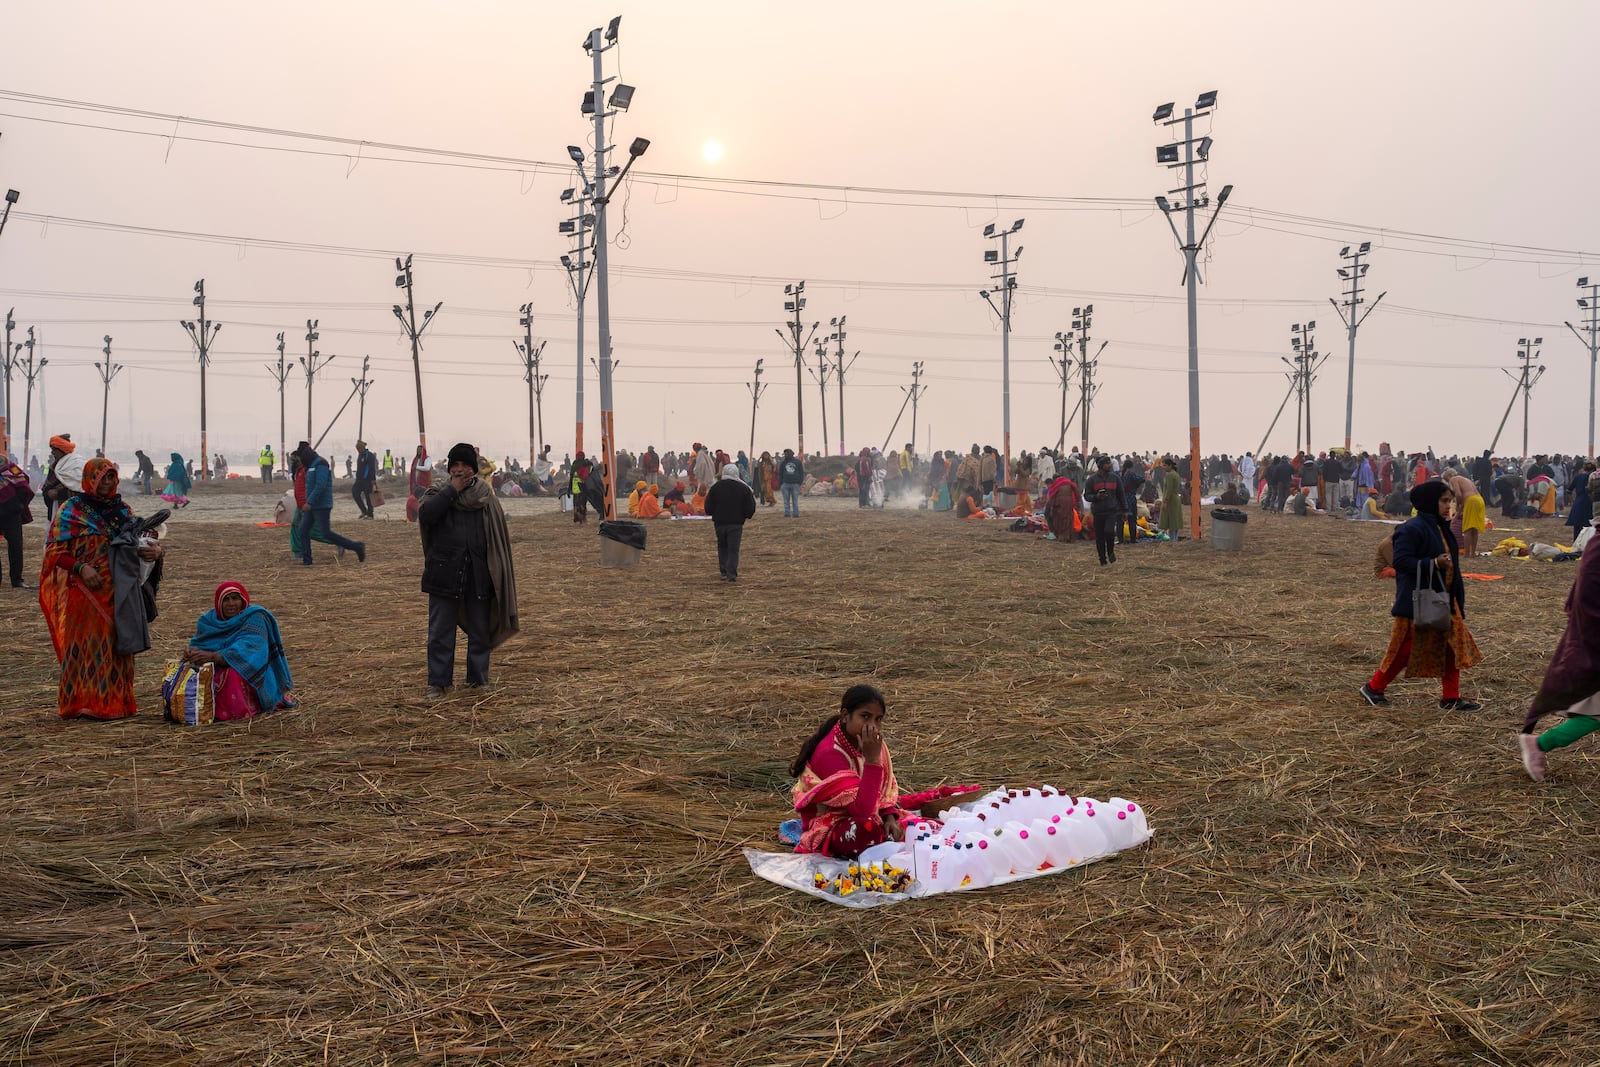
left=1413, top=559, right=1452, bottom=633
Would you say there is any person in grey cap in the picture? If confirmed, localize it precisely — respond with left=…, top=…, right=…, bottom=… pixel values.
left=704, top=462, right=757, bottom=582
left=418, top=442, right=519, bottom=698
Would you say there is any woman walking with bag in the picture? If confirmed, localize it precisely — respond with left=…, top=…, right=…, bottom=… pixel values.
left=1360, top=480, right=1483, bottom=711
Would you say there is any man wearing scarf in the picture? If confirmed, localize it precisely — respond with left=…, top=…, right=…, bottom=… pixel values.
left=419, top=443, right=518, bottom=698
left=40, top=434, right=79, bottom=523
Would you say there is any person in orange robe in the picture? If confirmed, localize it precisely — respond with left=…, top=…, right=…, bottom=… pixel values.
left=690, top=485, right=709, bottom=516
left=1006, top=489, right=1033, bottom=517
left=39, top=458, right=165, bottom=719
left=638, top=484, right=667, bottom=519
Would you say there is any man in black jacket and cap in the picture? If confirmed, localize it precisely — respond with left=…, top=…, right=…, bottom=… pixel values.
left=418, top=442, right=518, bottom=698
left=704, top=462, right=757, bottom=582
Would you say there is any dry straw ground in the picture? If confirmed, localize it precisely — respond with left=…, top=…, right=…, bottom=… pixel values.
left=2, top=484, right=1597, bottom=1066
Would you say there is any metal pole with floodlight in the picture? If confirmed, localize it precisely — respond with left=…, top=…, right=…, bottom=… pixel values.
left=392, top=254, right=440, bottom=458
left=558, top=180, right=595, bottom=457
left=829, top=316, right=856, bottom=456
left=1330, top=243, right=1385, bottom=453
left=514, top=302, right=548, bottom=469
left=1154, top=91, right=1231, bottom=541
left=1060, top=304, right=1105, bottom=461
left=179, top=280, right=221, bottom=482
left=266, top=332, right=291, bottom=475
left=1565, top=277, right=1600, bottom=458
left=1289, top=321, right=1323, bottom=451
left=582, top=14, right=648, bottom=523
left=979, top=219, right=1024, bottom=486
left=297, top=319, right=335, bottom=442
left=1517, top=338, right=1545, bottom=469
left=18, top=327, right=42, bottom=469
left=95, top=336, right=122, bottom=453
left=777, top=282, right=819, bottom=458
left=908, top=361, right=926, bottom=457
left=747, top=358, right=767, bottom=466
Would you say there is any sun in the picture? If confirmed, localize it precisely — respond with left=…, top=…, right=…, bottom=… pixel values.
left=701, top=141, right=723, bottom=164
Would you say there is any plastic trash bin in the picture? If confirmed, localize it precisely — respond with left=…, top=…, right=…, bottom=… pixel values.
left=599, top=519, right=646, bottom=567
left=1210, top=508, right=1247, bottom=551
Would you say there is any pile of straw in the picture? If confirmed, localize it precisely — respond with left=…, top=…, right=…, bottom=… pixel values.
left=1, top=493, right=1592, bottom=1064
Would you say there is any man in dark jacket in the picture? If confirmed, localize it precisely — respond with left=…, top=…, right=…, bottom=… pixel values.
left=1086, top=457, right=1123, bottom=566
left=778, top=449, right=804, bottom=518
left=352, top=440, right=378, bottom=518
left=295, top=444, right=364, bottom=566
left=704, top=462, right=757, bottom=582
left=419, top=442, right=518, bottom=697
left=0, top=454, right=35, bottom=588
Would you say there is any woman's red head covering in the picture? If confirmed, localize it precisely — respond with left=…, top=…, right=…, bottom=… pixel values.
left=81, top=457, right=117, bottom=494
left=214, top=581, right=250, bottom=614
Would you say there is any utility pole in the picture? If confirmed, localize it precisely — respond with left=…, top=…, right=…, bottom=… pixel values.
left=392, top=254, right=441, bottom=459
left=1289, top=321, right=1323, bottom=451
left=559, top=186, right=595, bottom=456
left=747, top=358, right=767, bottom=464
left=777, top=281, right=819, bottom=457
left=18, top=327, right=41, bottom=468
left=980, top=220, right=1024, bottom=486
left=514, top=302, right=548, bottom=470
left=881, top=361, right=927, bottom=454
left=1513, top=337, right=1546, bottom=469
left=828, top=316, right=857, bottom=455
left=180, top=279, right=222, bottom=483
left=1064, top=305, right=1106, bottom=462
left=1, top=308, right=15, bottom=458
left=580, top=14, right=650, bottom=522
left=298, top=319, right=334, bottom=441
left=1565, top=276, right=1600, bottom=457
left=1154, top=90, right=1232, bottom=541
left=809, top=335, right=833, bottom=456
left=94, top=335, right=122, bottom=453
left=352, top=355, right=373, bottom=441
left=1050, top=331, right=1077, bottom=453
left=266, top=332, right=291, bottom=472
left=1331, top=243, right=1386, bottom=453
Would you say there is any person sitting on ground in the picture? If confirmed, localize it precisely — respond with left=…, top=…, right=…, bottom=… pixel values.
left=1384, top=484, right=1411, bottom=518
left=690, top=483, right=709, bottom=516
left=1289, top=487, right=1311, bottom=516
left=1005, top=487, right=1033, bottom=517
left=1217, top=483, right=1244, bottom=506
left=180, top=581, right=296, bottom=721
left=627, top=480, right=648, bottom=517
left=957, top=487, right=986, bottom=519
left=664, top=481, right=695, bottom=517
left=790, top=684, right=914, bottom=859
left=637, top=483, right=667, bottom=519
left=1358, top=488, right=1390, bottom=521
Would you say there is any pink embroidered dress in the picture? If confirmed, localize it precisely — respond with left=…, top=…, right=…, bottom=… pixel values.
left=791, top=722, right=912, bottom=858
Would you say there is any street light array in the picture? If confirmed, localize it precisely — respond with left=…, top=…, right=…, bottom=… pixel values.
left=979, top=218, right=1024, bottom=486
left=179, top=279, right=222, bottom=481
left=1330, top=242, right=1385, bottom=453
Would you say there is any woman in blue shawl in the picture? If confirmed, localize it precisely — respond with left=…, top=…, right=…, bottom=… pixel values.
left=181, top=580, right=295, bottom=720
left=162, top=451, right=192, bottom=508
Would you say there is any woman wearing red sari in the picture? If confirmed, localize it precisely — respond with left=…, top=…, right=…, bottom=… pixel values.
left=790, top=685, right=912, bottom=859
left=39, top=457, right=164, bottom=720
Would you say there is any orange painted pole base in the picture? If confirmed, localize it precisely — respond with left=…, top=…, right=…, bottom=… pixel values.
left=1189, top=425, right=1202, bottom=542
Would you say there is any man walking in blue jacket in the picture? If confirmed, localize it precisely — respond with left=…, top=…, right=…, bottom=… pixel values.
left=296, top=444, right=365, bottom=566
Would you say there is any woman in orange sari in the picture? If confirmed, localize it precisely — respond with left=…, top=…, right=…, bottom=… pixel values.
left=790, top=685, right=913, bottom=859
left=39, top=458, right=164, bottom=720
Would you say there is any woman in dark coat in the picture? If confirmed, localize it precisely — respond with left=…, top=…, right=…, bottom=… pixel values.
left=1360, top=480, right=1483, bottom=711
left=1521, top=530, right=1600, bottom=780
left=1565, top=462, right=1595, bottom=539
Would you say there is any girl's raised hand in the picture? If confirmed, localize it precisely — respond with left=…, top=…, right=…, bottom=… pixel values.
left=860, top=719, right=884, bottom=765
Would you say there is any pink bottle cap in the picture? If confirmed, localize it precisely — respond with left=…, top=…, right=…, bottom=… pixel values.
left=1117, top=811, right=1127, bottom=820
left=1047, top=826, right=1057, bottom=835
left=1050, top=815, right=1061, bottom=823
left=978, top=840, right=988, bottom=849
left=1087, top=810, right=1096, bottom=817
left=1127, top=803, right=1138, bottom=812
left=1019, top=830, right=1029, bottom=839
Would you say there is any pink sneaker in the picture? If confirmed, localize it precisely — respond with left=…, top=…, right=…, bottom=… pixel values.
left=1519, top=733, right=1547, bottom=783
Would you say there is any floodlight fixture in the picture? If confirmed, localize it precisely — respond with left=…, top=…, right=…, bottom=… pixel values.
left=1337, top=268, right=1350, bottom=279
left=1291, top=337, right=1301, bottom=349
left=1085, top=304, right=1094, bottom=314
left=784, top=283, right=794, bottom=294
left=605, top=15, right=621, bottom=41
left=1011, top=218, right=1024, bottom=232
left=567, top=145, right=586, bottom=163
left=1339, top=246, right=1350, bottom=257
left=1307, top=320, right=1316, bottom=330
left=3, top=189, right=17, bottom=204
left=581, top=213, right=596, bottom=226
left=1359, top=242, right=1371, bottom=253
left=983, top=223, right=995, bottom=237
left=1580, top=277, right=1590, bottom=287
left=1582, top=298, right=1590, bottom=308
left=582, top=91, right=596, bottom=115
left=1156, top=144, right=1180, bottom=164
left=784, top=301, right=795, bottom=312
left=1535, top=337, right=1544, bottom=345
left=979, top=289, right=990, bottom=299
left=1155, top=195, right=1171, bottom=212
left=984, top=250, right=998, bottom=263
left=1196, top=90, right=1218, bottom=110
left=1195, top=136, right=1212, bottom=160
left=1519, top=338, right=1529, bottom=346
left=1152, top=102, right=1175, bottom=122
left=559, top=220, right=576, bottom=234
left=1291, top=323, right=1301, bottom=332
left=629, top=136, right=650, bottom=157
left=561, top=254, right=573, bottom=268
left=560, top=188, right=575, bottom=202
left=1014, top=246, right=1024, bottom=259
left=610, top=84, right=635, bottom=110
left=1216, top=184, right=1233, bottom=205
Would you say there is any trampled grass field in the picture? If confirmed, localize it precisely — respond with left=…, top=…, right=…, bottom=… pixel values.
left=2, top=483, right=1595, bottom=1065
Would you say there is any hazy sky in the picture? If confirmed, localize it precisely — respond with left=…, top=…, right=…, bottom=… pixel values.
left=1, top=1, right=1597, bottom=469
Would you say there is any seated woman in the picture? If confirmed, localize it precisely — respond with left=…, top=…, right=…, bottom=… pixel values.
left=790, top=685, right=913, bottom=859
left=1358, top=488, right=1389, bottom=521
left=1005, top=488, right=1034, bottom=517
left=637, top=483, right=668, bottom=519
left=1217, top=483, right=1244, bottom=506
left=957, top=489, right=986, bottom=519
left=181, top=581, right=296, bottom=721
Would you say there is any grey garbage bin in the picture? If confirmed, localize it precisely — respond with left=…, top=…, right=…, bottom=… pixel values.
left=599, top=520, right=646, bottom=567
left=1210, top=507, right=1247, bottom=551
